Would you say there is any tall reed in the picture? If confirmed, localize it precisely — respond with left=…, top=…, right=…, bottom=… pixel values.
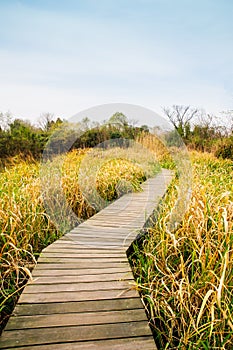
left=129, top=151, right=233, bottom=349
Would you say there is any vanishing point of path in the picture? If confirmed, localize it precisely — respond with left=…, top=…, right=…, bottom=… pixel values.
left=0, top=169, right=173, bottom=349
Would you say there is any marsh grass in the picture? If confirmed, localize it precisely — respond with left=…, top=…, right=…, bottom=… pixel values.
left=0, top=147, right=158, bottom=331
left=136, top=132, right=175, bottom=169
left=129, top=151, right=233, bottom=349
left=0, top=159, right=57, bottom=330
left=2, top=135, right=232, bottom=348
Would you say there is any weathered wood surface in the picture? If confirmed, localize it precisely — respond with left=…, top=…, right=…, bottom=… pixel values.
left=0, top=169, right=172, bottom=349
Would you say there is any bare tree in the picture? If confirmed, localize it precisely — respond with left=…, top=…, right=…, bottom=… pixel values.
left=197, top=111, right=228, bottom=137
left=0, top=111, right=12, bottom=131
left=221, top=110, right=233, bottom=135
left=197, top=110, right=213, bottom=127
left=163, top=105, right=199, bottom=137
left=37, top=112, right=54, bottom=131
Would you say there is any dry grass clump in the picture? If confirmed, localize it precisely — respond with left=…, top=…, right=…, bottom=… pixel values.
left=136, top=131, right=175, bottom=169
left=130, top=151, right=233, bottom=349
left=62, top=147, right=157, bottom=214
left=0, top=158, right=59, bottom=329
left=96, top=158, right=146, bottom=201
left=61, top=149, right=96, bottom=220
left=63, top=146, right=159, bottom=212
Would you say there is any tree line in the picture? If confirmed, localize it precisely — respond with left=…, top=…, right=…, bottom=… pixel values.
left=0, top=112, right=146, bottom=161
left=0, top=107, right=232, bottom=162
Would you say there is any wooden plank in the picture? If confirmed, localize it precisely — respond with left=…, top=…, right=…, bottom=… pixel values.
left=18, top=288, right=138, bottom=303
left=77, top=221, right=123, bottom=228
left=6, top=309, right=148, bottom=330
left=40, top=252, right=127, bottom=258
left=48, top=242, right=129, bottom=250
left=38, top=254, right=128, bottom=264
left=32, top=267, right=131, bottom=275
left=55, top=235, right=132, bottom=244
left=73, top=225, right=139, bottom=232
left=65, top=241, right=134, bottom=248
left=1, top=336, right=156, bottom=349
left=68, top=232, right=135, bottom=239
left=69, top=229, right=133, bottom=236
left=66, top=233, right=134, bottom=242
left=78, top=221, right=141, bottom=227
left=31, top=272, right=134, bottom=283
left=85, top=214, right=140, bottom=219
left=0, top=321, right=153, bottom=348
left=33, top=262, right=130, bottom=269
left=42, top=247, right=125, bottom=258
left=63, top=240, right=131, bottom=247
left=84, top=215, right=143, bottom=221
left=43, top=243, right=124, bottom=249
left=67, top=236, right=136, bottom=242
left=14, top=298, right=145, bottom=316
left=66, top=233, right=138, bottom=241
left=24, top=280, right=136, bottom=293
left=71, top=225, right=134, bottom=230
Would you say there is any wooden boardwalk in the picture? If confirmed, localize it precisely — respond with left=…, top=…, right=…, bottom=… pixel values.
left=0, top=169, right=173, bottom=349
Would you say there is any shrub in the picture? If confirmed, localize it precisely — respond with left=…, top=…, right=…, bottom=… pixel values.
left=215, top=136, right=233, bottom=160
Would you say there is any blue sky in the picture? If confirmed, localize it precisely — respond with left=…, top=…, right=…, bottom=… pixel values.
left=0, top=0, right=233, bottom=125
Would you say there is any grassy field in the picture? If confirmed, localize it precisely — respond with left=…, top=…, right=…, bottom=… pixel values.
left=0, top=144, right=232, bottom=348
left=130, top=151, right=233, bottom=349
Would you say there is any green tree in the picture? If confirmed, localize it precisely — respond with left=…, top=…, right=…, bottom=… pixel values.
left=108, top=112, right=128, bottom=129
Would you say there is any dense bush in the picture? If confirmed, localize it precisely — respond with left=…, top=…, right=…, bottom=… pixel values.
left=215, top=136, right=233, bottom=160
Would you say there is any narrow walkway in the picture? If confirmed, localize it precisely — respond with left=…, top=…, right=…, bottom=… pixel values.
left=0, top=169, right=173, bottom=349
